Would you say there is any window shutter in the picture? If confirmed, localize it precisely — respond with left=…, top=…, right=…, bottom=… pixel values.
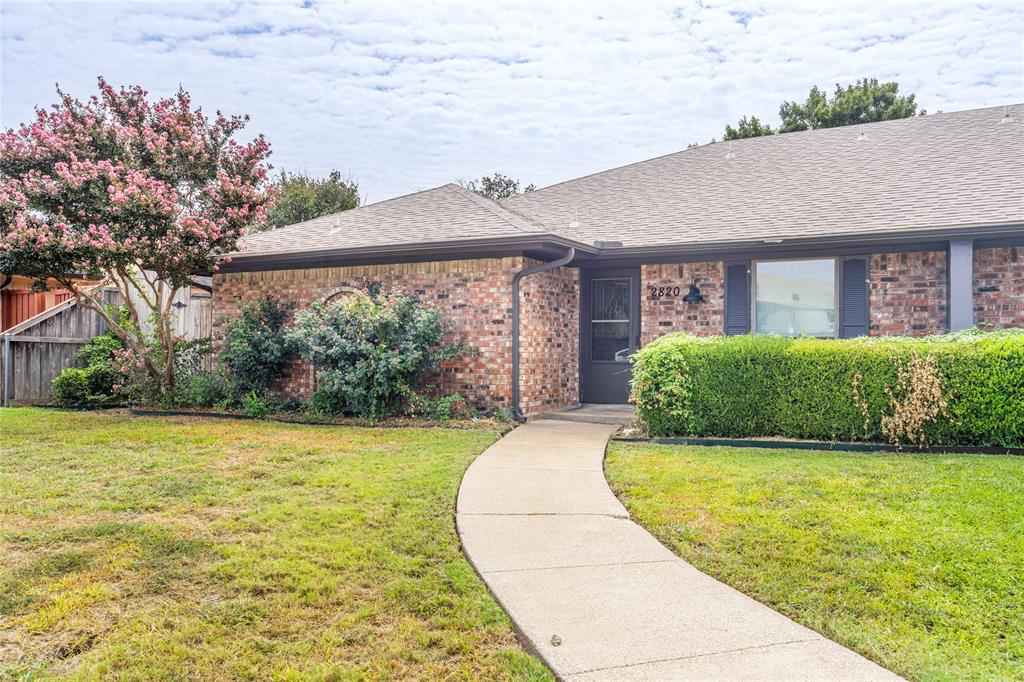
left=724, top=262, right=751, bottom=335
left=840, top=257, right=870, bottom=338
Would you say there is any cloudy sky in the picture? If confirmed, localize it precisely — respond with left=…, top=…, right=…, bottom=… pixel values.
left=2, top=1, right=1022, bottom=202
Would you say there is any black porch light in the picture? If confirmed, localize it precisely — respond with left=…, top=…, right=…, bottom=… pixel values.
left=682, top=279, right=704, bottom=303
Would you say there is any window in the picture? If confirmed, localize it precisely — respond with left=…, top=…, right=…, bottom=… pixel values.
left=754, top=259, right=836, bottom=337
left=590, top=277, right=631, bottom=362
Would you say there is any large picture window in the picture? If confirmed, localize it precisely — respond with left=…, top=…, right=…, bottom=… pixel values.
left=754, top=259, right=836, bottom=337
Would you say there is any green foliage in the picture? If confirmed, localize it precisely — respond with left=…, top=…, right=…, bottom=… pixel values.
left=52, top=368, right=91, bottom=406
left=74, top=334, right=123, bottom=369
left=173, top=372, right=228, bottom=408
left=723, top=115, right=775, bottom=140
left=630, top=330, right=1024, bottom=446
left=408, top=393, right=472, bottom=421
left=263, top=170, right=359, bottom=230
left=779, top=78, right=920, bottom=132
left=219, top=298, right=296, bottom=399
left=289, top=290, right=466, bottom=419
left=459, top=172, right=536, bottom=200
left=723, top=78, right=920, bottom=140
left=241, top=390, right=270, bottom=418
left=309, top=386, right=347, bottom=416
left=51, top=314, right=130, bottom=405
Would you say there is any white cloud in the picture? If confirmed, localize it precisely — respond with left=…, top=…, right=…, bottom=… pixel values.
left=2, top=0, right=1022, bottom=202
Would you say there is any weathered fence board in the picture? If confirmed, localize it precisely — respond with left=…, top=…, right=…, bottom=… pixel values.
left=2, top=284, right=213, bottom=406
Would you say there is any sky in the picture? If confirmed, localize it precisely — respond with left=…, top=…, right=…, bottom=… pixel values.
left=2, top=1, right=1022, bottom=203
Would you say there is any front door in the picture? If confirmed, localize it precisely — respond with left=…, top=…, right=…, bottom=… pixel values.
left=580, top=268, right=640, bottom=403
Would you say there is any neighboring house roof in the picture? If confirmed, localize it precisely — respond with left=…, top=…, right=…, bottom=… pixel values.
left=230, top=103, right=1023, bottom=269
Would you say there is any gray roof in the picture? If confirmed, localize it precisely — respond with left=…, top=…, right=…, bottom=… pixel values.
left=235, top=104, right=1023, bottom=263
left=239, top=183, right=546, bottom=257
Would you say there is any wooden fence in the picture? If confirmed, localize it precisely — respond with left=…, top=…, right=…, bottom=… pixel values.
left=1, top=286, right=213, bottom=406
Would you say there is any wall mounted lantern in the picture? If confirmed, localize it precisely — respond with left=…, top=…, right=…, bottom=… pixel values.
left=682, top=279, right=704, bottom=303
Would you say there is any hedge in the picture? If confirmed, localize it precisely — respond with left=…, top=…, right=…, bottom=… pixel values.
left=630, top=329, right=1024, bottom=447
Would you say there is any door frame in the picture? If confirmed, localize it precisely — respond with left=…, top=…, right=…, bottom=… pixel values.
left=579, top=267, right=641, bottom=404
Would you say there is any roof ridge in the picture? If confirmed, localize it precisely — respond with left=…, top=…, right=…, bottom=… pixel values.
left=445, top=183, right=548, bottom=233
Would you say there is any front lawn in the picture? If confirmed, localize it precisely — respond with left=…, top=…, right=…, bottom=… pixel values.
left=0, top=408, right=551, bottom=680
left=605, top=443, right=1024, bottom=682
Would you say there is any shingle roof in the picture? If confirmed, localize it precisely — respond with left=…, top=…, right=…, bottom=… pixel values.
left=238, top=182, right=546, bottom=257
left=235, top=104, right=1022, bottom=261
left=502, top=103, right=1023, bottom=247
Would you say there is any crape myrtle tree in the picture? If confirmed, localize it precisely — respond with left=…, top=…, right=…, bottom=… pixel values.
left=0, top=78, right=275, bottom=393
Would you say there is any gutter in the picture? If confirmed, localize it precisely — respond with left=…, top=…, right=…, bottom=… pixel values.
left=511, top=247, right=576, bottom=422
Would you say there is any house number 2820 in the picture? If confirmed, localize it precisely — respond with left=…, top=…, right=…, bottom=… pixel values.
left=648, top=285, right=681, bottom=298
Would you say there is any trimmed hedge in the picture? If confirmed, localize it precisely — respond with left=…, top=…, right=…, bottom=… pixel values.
left=630, top=329, right=1024, bottom=447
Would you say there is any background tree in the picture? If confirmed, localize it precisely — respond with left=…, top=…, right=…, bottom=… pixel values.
left=723, top=78, right=921, bottom=139
left=0, top=78, right=274, bottom=392
left=459, top=172, right=536, bottom=200
left=263, top=169, right=359, bottom=230
left=723, top=115, right=776, bottom=140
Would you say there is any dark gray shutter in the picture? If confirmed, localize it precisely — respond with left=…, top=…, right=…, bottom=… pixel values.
left=839, top=257, right=869, bottom=338
left=724, top=262, right=751, bottom=335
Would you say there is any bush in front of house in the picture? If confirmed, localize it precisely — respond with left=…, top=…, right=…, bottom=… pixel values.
left=219, top=298, right=296, bottom=401
left=289, top=290, right=466, bottom=419
left=630, top=329, right=1024, bottom=447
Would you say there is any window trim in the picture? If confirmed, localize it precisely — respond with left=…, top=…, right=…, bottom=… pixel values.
left=750, top=256, right=840, bottom=339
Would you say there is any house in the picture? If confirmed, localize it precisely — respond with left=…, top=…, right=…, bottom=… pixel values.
left=214, top=104, right=1023, bottom=417
left=0, top=274, right=96, bottom=332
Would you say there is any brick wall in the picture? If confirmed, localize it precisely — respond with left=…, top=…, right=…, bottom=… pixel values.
left=974, top=246, right=1024, bottom=330
left=519, top=266, right=579, bottom=414
left=212, top=257, right=579, bottom=414
left=640, top=261, right=724, bottom=344
left=869, top=251, right=948, bottom=336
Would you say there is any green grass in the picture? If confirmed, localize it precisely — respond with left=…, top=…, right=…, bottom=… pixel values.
left=0, top=408, right=552, bottom=681
left=605, top=442, right=1024, bottom=681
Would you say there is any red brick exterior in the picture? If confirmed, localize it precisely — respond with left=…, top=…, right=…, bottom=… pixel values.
left=520, top=266, right=579, bottom=413
left=213, top=246, right=1020, bottom=413
left=869, top=251, right=948, bottom=336
left=640, top=262, right=724, bottom=344
left=212, top=257, right=578, bottom=415
left=974, top=246, right=1024, bottom=330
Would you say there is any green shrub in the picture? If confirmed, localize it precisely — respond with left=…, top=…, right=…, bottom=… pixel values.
left=174, top=372, right=227, bottom=408
left=50, top=322, right=128, bottom=406
left=288, top=290, right=466, bottom=419
left=52, top=368, right=91, bottom=406
left=407, top=393, right=472, bottom=421
left=630, top=330, right=1024, bottom=447
left=309, top=386, right=347, bottom=416
left=220, top=299, right=296, bottom=398
left=242, top=390, right=270, bottom=418
left=75, top=334, right=123, bottom=369
left=434, top=394, right=470, bottom=421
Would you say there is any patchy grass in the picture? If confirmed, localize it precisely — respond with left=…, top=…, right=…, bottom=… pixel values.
left=0, top=408, right=551, bottom=680
left=605, top=442, right=1024, bottom=682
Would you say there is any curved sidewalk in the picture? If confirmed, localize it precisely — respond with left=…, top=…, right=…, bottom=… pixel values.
left=457, top=419, right=901, bottom=681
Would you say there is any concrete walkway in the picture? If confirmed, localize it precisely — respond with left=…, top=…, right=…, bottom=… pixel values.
left=457, top=419, right=901, bottom=681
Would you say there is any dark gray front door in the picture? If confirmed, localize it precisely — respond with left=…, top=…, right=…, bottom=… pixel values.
left=580, top=268, right=640, bottom=403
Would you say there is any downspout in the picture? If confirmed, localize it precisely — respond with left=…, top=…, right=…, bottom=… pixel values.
left=511, top=247, right=576, bottom=422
